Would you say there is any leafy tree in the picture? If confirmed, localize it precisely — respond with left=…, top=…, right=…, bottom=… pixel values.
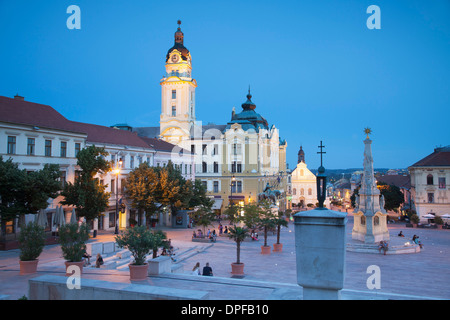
left=60, top=146, right=111, bottom=224
left=124, top=162, right=159, bottom=224
left=240, top=203, right=263, bottom=230
left=0, top=157, right=61, bottom=235
left=191, top=205, right=216, bottom=236
left=188, top=179, right=214, bottom=209
left=377, top=182, right=404, bottom=212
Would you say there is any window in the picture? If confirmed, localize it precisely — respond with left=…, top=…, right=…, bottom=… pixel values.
left=213, top=181, right=219, bottom=193
left=111, top=179, right=115, bottom=195
left=232, top=143, right=241, bottom=155
left=60, top=141, right=67, bottom=158
left=202, top=144, right=207, bottom=155
left=231, top=181, right=236, bottom=193
left=231, top=161, right=236, bottom=173
left=427, top=192, right=434, bottom=203
left=191, top=145, right=195, bottom=154
left=237, top=162, right=242, bottom=173
left=301, top=189, right=304, bottom=195
left=202, top=162, right=207, bottom=173
left=237, top=181, right=242, bottom=193
left=172, top=90, right=176, bottom=99
left=45, top=140, right=52, bottom=157
left=427, top=174, right=434, bottom=185
left=439, top=177, right=446, bottom=189
left=213, top=144, right=218, bottom=155
left=27, top=138, right=35, bottom=155
left=130, top=156, right=134, bottom=169
left=308, top=188, right=312, bottom=196
left=293, top=188, right=297, bottom=195
left=75, top=143, right=81, bottom=157
left=202, top=181, right=207, bottom=190
left=7, top=136, right=16, bottom=154
left=213, top=162, right=219, bottom=173
left=172, top=105, right=176, bottom=116
left=109, top=212, right=116, bottom=228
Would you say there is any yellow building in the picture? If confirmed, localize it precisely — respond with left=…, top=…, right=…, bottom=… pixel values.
left=135, top=21, right=288, bottom=213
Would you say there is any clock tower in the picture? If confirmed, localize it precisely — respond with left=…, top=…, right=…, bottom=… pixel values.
left=159, top=20, right=197, bottom=148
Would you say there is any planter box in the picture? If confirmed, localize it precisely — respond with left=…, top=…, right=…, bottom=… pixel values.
left=20, top=260, right=39, bottom=275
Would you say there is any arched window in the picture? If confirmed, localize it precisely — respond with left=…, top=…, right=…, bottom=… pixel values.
left=202, top=162, right=207, bottom=173
left=374, top=216, right=380, bottom=226
left=427, top=174, right=434, bottom=185
left=308, top=188, right=312, bottom=195
left=293, top=188, right=297, bottom=195
left=300, top=188, right=304, bottom=195
left=300, top=169, right=304, bottom=176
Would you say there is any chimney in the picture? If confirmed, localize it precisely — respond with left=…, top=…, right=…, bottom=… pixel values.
left=14, top=94, right=24, bottom=101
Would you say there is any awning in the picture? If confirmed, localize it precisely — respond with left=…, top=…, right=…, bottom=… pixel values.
left=212, top=199, right=223, bottom=210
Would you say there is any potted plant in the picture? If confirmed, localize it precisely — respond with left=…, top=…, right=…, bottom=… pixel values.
left=410, top=214, right=420, bottom=227
left=58, top=222, right=90, bottom=276
left=115, top=225, right=155, bottom=281
left=273, top=211, right=289, bottom=252
left=18, top=222, right=46, bottom=275
left=258, top=200, right=277, bottom=254
left=228, top=226, right=249, bottom=275
left=434, top=215, right=444, bottom=229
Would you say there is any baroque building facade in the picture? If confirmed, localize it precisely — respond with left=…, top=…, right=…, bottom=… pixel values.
left=135, top=22, right=288, bottom=212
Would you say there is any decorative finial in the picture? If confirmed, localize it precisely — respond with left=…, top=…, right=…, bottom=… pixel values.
left=247, top=85, right=252, bottom=100
left=177, top=20, right=181, bottom=28
left=364, top=127, right=372, bottom=139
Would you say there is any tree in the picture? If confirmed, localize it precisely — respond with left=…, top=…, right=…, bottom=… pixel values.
left=228, top=226, right=249, bottom=264
left=258, top=200, right=277, bottom=248
left=240, top=203, right=263, bottom=231
left=60, top=146, right=111, bottom=224
left=124, top=162, right=159, bottom=224
left=274, top=210, right=289, bottom=245
left=377, top=182, right=404, bottom=212
left=0, top=156, right=61, bottom=235
left=191, top=205, right=216, bottom=237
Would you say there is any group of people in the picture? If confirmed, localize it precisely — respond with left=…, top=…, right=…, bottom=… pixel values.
left=191, top=262, right=213, bottom=276
left=398, top=231, right=424, bottom=248
left=193, top=227, right=222, bottom=242
left=82, top=252, right=104, bottom=268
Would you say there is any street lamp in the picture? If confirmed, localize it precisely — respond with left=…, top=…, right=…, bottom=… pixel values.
left=114, top=159, right=122, bottom=234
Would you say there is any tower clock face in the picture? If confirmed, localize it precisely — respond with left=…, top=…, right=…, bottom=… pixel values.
left=171, top=54, right=179, bottom=63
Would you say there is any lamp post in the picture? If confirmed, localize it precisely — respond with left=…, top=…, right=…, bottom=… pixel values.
left=114, top=159, right=122, bottom=234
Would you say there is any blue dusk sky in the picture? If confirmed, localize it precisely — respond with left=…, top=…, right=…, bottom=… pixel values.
left=0, top=0, right=449, bottom=170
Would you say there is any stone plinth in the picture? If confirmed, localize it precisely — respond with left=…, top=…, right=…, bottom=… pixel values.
left=294, top=208, right=347, bottom=300
left=148, top=256, right=172, bottom=275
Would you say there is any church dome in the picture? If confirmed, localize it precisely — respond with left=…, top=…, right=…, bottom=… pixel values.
left=166, top=20, right=190, bottom=62
left=226, top=89, right=269, bottom=131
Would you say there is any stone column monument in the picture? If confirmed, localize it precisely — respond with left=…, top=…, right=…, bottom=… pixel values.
left=352, top=128, right=390, bottom=243
left=294, top=141, right=347, bottom=300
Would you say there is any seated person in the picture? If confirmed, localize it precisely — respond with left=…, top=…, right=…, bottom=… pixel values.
left=95, top=253, right=104, bottom=268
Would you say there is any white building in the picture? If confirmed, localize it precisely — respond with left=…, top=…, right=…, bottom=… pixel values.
left=0, top=94, right=194, bottom=237
left=290, top=146, right=318, bottom=207
left=409, top=146, right=450, bottom=222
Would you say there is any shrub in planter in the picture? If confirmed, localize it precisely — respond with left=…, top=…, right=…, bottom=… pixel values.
left=410, top=214, right=420, bottom=226
left=115, top=225, right=156, bottom=280
left=18, top=222, right=46, bottom=275
left=228, top=226, right=249, bottom=275
left=58, top=223, right=90, bottom=276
